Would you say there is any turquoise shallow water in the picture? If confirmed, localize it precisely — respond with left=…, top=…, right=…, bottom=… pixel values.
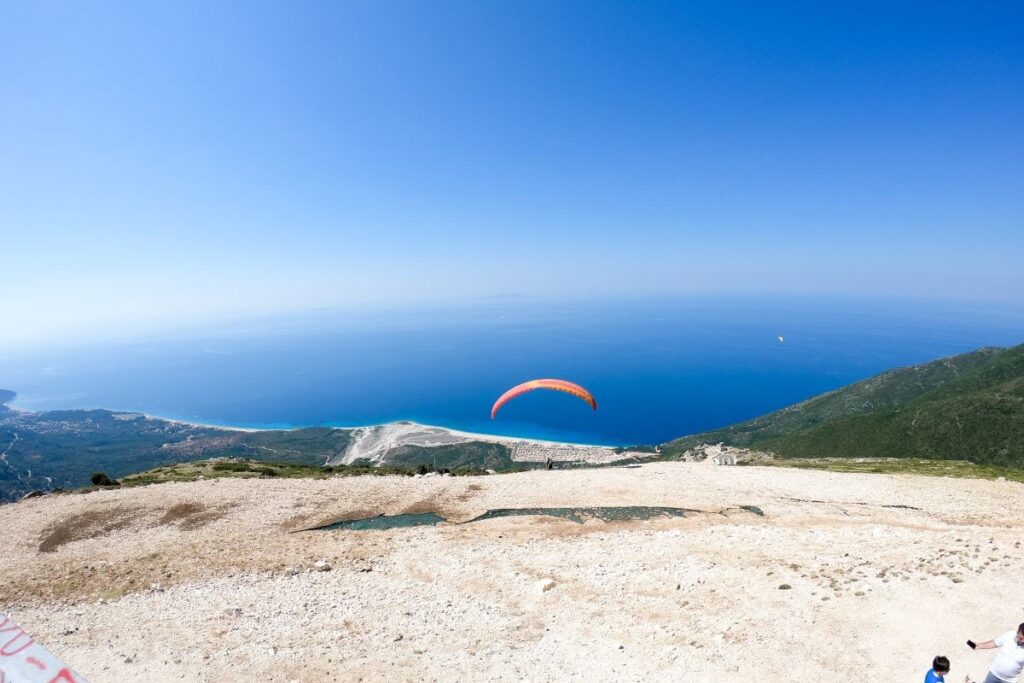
left=1, top=296, right=1022, bottom=445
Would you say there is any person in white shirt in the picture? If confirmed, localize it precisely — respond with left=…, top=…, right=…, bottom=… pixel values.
left=968, top=623, right=1024, bottom=683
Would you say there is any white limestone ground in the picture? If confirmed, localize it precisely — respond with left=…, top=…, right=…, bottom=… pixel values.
left=2, top=463, right=1023, bottom=682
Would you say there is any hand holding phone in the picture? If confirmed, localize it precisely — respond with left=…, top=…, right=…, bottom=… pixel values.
left=967, top=640, right=977, bottom=649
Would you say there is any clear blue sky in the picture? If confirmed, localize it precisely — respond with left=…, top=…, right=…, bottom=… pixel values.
left=2, top=1, right=1022, bottom=346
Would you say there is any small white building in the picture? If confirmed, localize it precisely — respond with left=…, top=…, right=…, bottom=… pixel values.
left=712, top=452, right=737, bottom=466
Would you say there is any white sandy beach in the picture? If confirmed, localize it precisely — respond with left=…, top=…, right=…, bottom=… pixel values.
left=145, top=414, right=630, bottom=464
left=145, top=413, right=609, bottom=448
left=334, top=421, right=625, bottom=464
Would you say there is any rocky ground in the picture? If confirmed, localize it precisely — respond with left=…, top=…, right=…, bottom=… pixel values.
left=2, top=463, right=1023, bottom=681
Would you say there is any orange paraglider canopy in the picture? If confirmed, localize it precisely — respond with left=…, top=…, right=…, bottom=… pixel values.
left=490, top=379, right=597, bottom=419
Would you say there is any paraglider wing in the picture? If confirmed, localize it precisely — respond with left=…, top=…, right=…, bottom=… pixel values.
left=490, top=379, right=597, bottom=419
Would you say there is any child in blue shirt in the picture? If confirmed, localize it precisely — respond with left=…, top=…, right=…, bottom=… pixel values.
left=925, top=655, right=950, bottom=682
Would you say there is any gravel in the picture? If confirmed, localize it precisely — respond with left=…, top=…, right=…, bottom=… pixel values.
left=3, top=463, right=1023, bottom=681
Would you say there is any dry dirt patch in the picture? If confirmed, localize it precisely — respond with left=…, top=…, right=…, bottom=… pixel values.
left=400, top=493, right=448, bottom=516
left=38, top=505, right=141, bottom=553
left=283, top=505, right=391, bottom=532
left=454, top=483, right=484, bottom=503
left=158, top=502, right=232, bottom=530
left=158, top=502, right=206, bottom=525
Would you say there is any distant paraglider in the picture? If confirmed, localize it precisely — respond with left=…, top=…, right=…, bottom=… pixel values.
left=778, top=336, right=785, bottom=344
left=491, top=379, right=597, bottom=419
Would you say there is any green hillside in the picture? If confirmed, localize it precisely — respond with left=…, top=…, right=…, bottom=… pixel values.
left=0, top=402, right=514, bottom=503
left=661, top=344, right=1024, bottom=466
left=0, top=407, right=348, bottom=502
left=385, top=442, right=515, bottom=470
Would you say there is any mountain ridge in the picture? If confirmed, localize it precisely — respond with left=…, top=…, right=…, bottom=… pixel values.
left=661, top=343, right=1024, bottom=465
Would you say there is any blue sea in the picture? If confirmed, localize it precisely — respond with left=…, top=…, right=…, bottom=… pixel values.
left=2, top=296, right=1023, bottom=446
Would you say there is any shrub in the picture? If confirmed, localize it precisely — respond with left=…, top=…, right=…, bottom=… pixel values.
left=90, top=472, right=119, bottom=487
left=453, top=467, right=488, bottom=476
left=211, top=461, right=252, bottom=472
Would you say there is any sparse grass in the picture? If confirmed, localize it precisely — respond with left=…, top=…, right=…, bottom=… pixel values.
left=116, top=458, right=502, bottom=489
left=211, top=461, right=254, bottom=472
left=766, top=457, right=1024, bottom=483
left=107, top=454, right=1024, bottom=495
left=121, top=459, right=328, bottom=485
left=99, top=587, right=127, bottom=602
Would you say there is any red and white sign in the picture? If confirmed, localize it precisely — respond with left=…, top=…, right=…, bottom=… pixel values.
left=0, top=615, right=87, bottom=683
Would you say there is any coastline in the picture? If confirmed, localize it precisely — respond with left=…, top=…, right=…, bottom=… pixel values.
left=3, top=398, right=624, bottom=450
left=154, top=415, right=633, bottom=466
left=146, top=414, right=271, bottom=434
left=153, top=413, right=618, bottom=450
